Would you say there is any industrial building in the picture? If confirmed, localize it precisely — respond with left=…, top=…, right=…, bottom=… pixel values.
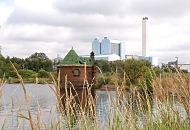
left=81, top=17, right=159, bottom=66
left=92, top=36, right=126, bottom=61
left=125, top=17, right=158, bottom=66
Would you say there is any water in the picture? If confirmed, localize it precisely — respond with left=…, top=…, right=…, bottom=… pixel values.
left=0, top=84, right=187, bottom=129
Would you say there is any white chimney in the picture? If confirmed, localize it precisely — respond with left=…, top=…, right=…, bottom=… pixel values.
left=142, top=17, right=148, bottom=57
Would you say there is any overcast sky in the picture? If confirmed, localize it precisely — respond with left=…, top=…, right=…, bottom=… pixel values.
left=1, top=0, right=190, bottom=68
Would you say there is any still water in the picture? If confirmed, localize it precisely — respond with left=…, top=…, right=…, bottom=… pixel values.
left=0, top=84, right=187, bottom=129
left=0, top=84, right=116, bottom=129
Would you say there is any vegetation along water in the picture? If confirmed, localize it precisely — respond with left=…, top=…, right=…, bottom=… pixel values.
left=0, top=53, right=190, bottom=129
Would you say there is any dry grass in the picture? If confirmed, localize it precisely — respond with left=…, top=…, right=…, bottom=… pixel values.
left=0, top=74, right=6, bottom=97
left=0, top=64, right=190, bottom=129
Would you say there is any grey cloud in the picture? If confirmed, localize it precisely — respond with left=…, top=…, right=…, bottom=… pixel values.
left=1, top=40, right=72, bottom=58
left=7, top=8, right=135, bottom=29
left=53, top=0, right=127, bottom=15
left=5, top=8, right=138, bottom=43
left=2, top=24, right=72, bottom=43
left=2, top=0, right=190, bottom=66
left=130, top=0, right=190, bottom=18
left=152, top=42, right=190, bottom=52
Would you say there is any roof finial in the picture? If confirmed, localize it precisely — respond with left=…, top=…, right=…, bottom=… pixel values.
left=71, top=46, right=73, bottom=50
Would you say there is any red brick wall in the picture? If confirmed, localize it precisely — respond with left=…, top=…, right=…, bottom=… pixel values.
left=57, top=66, right=96, bottom=88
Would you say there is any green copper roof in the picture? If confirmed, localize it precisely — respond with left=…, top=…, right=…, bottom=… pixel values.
left=60, top=48, right=91, bottom=65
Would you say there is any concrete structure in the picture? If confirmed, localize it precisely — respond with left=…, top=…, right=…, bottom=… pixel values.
left=92, top=36, right=126, bottom=61
left=142, top=17, right=148, bottom=57
left=92, top=37, right=101, bottom=55
left=124, top=17, right=159, bottom=66
left=93, top=54, right=121, bottom=61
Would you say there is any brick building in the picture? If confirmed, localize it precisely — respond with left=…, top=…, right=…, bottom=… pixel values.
left=57, top=48, right=96, bottom=89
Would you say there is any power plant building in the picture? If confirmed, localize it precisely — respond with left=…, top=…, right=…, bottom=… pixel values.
left=85, top=17, right=158, bottom=66
left=92, top=36, right=126, bottom=61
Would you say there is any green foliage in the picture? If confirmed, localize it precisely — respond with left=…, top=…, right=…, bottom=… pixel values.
left=96, top=59, right=153, bottom=91
left=25, top=52, right=53, bottom=72
left=122, top=59, right=151, bottom=84
left=181, top=69, right=188, bottom=73
left=10, top=57, right=25, bottom=69
left=153, top=66, right=163, bottom=76
left=95, top=60, right=112, bottom=73
left=38, top=69, right=49, bottom=78
left=0, top=52, right=53, bottom=79
left=95, top=73, right=114, bottom=88
left=18, top=69, right=37, bottom=78
left=0, top=56, right=13, bottom=78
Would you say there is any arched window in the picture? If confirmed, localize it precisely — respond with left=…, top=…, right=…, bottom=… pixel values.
left=73, top=69, right=80, bottom=76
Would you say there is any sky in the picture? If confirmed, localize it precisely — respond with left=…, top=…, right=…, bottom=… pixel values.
left=0, top=0, right=190, bottom=69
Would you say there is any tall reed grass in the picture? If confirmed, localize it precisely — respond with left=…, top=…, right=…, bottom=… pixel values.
left=0, top=63, right=190, bottom=129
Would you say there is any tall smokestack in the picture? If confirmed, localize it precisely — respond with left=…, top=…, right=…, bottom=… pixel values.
left=142, top=17, right=148, bottom=57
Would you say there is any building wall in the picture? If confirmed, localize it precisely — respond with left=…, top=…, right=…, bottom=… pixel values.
left=92, top=37, right=126, bottom=61
left=111, top=43, right=120, bottom=56
left=57, top=66, right=96, bottom=88
left=92, top=38, right=101, bottom=55
left=120, top=42, right=126, bottom=60
left=101, top=37, right=111, bottom=55
left=95, top=54, right=120, bottom=61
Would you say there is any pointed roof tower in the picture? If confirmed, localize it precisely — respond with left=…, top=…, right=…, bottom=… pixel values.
left=60, top=48, right=91, bottom=65
left=60, top=48, right=81, bottom=65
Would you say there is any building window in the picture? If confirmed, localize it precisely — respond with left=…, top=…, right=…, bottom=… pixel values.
left=73, top=69, right=80, bottom=76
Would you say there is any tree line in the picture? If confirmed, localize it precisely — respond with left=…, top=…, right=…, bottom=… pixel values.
left=95, top=59, right=188, bottom=91
left=0, top=52, right=53, bottom=79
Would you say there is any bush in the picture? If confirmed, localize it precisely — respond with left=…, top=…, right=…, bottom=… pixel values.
left=18, top=69, right=37, bottom=78
left=38, top=69, right=49, bottom=78
left=120, top=59, right=151, bottom=85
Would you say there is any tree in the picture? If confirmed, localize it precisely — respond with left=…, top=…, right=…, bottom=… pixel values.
left=118, top=59, right=151, bottom=85
left=10, top=57, right=25, bottom=69
left=0, top=56, right=13, bottom=78
left=25, top=52, right=53, bottom=72
left=95, top=60, right=111, bottom=73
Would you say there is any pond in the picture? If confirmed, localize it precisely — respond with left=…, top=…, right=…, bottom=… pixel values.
left=0, top=84, right=187, bottom=129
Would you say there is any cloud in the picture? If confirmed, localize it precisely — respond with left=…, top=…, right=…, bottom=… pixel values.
left=2, top=24, right=72, bottom=43
left=53, top=0, right=128, bottom=15
left=1, top=0, right=190, bottom=68
left=0, top=0, right=14, bottom=6
left=130, top=0, right=190, bottom=18
left=7, top=7, right=136, bottom=29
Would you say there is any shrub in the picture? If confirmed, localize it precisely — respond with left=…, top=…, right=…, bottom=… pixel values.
left=18, top=69, right=37, bottom=78
left=38, top=69, right=49, bottom=78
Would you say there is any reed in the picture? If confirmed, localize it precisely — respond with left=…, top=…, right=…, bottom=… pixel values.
left=0, top=74, right=6, bottom=97
left=1, top=64, right=190, bottom=129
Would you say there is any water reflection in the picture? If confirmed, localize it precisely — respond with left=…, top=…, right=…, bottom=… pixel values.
left=60, top=88, right=96, bottom=115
